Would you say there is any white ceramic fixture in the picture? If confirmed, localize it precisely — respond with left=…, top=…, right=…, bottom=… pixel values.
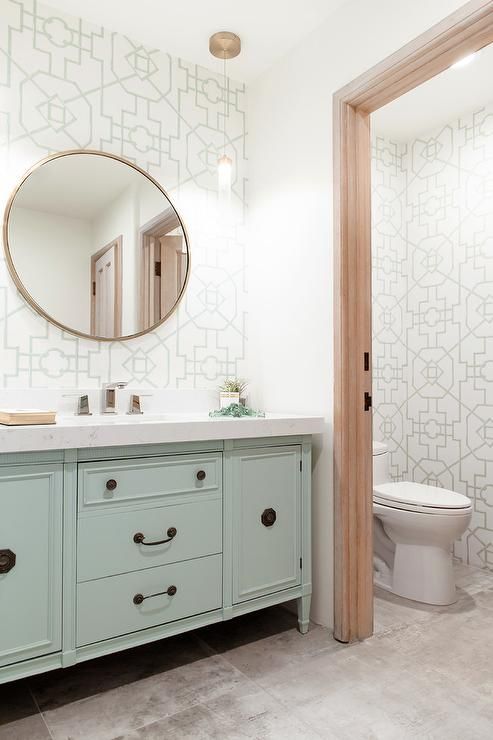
left=373, top=441, right=472, bottom=605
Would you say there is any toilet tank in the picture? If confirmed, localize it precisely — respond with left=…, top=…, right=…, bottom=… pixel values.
left=373, top=441, right=390, bottom=485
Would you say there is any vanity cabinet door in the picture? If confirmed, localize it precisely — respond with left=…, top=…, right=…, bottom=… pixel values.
left=232, top=447, right=302, bottom=603
left=0, top=464, right=63, bottom=667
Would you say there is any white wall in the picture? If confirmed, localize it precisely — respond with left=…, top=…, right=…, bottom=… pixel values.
left=247, top=0, right=468, bottom=628
left=9, top=206, right=92, bottom=331
left=372, top=100, right=493, bottom=570
left=0, top=0, right=247, bottom=388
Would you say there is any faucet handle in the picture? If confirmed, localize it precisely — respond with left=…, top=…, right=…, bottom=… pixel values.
left=127, top=394, right=153, bottom=415
left=63, top=394, right=92, bottom=416
left=104, top=381, right=128, bottom=390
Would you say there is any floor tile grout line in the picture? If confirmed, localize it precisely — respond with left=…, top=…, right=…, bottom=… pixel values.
left=106, top=698, right=244, bottom=740
left=192, top=629, right=328, bottom=737
left=191, top=629, right=337, bottom=739
left=28, top=684, right=55, bottom=740
left=236, top=668, right=328, bottom=739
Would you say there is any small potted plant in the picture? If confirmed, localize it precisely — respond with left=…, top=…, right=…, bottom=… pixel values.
left=219, top=378, right=248, bottom=409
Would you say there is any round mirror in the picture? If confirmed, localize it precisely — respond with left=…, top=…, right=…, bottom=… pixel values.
left=3, top=151, right=190, bottom=340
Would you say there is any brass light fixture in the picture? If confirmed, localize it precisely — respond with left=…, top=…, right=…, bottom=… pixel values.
left=209, top=31, right=241, bottom=194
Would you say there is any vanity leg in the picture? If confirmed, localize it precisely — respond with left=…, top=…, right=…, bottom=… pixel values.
left=297, top=594, right=311, bottom=634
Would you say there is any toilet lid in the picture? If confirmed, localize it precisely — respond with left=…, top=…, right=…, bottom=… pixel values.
left=374, top=481, right=471, bottom=510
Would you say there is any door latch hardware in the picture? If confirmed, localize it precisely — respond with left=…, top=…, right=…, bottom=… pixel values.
left=364, top=392, right=372, bottom=411
left=364, top=352, right=370, bottom=371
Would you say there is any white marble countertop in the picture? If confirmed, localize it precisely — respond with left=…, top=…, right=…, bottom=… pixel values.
left=0, top=412, right=325, bottom=454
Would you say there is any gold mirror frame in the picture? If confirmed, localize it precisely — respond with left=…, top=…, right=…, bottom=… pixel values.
left=2, top=149, right=191, bottom=342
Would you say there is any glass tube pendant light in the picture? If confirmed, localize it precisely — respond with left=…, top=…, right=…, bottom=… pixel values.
left=209, top=32, right=241, bottom=194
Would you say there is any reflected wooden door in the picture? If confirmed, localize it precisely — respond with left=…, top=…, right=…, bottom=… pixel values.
left=90, top=237, right=122, bottom=337
left=160, top=235, right=185, bottom=317
left=141, top=233, right=184, bottom=328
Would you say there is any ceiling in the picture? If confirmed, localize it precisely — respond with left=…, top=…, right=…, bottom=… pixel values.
left=372, top=43, right=493, bottom=141
left=44, top=0, right=348, bottom=82
left=14, top=155, right=142, bottom=219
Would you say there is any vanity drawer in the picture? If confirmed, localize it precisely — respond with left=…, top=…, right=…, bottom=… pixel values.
left=78, top=453, right=221, bottom=511
left=77, top=554, right=222, bottom=646
left=77, top=498, right=222, bottom=581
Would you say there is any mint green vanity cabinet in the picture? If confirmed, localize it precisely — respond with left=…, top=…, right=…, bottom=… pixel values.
left=77, top=554, right=223, bottom=646
left=0, top=464, right=63, bottom=668
left=232, top=446, right=302, bottom=603
left=78, top=453, right=221, bottom=510
left=78, top=498, right=222, bottom=581
left=77, top=453, right=223, bottom=581
left=0, top=435, right=312, bottom=684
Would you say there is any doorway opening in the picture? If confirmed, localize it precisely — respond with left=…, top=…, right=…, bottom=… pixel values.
left=333, top=1, right=493, bottom=643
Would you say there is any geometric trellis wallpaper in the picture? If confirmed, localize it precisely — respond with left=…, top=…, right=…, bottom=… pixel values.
left=0, top=0, right=247, bottom=389
left=372, top=103, right=493, bottom=570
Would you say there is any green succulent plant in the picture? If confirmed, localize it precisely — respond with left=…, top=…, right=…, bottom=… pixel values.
left=219, top=378, right=248, bottom=395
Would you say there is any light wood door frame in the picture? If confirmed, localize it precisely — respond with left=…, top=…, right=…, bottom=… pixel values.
left=333, top=0, right=493, bottom=643
left=90, top=236, right=123, bottom=337
left=139, top=208, right=182, bottom=330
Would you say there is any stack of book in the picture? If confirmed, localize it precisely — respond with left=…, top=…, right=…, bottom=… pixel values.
left=0, top=409, right=57, bottom=426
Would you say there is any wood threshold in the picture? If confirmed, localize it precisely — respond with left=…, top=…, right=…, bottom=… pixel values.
left=333, top=0, right=493, bottom=643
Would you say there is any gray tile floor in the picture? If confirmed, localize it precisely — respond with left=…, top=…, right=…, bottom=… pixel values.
left=2, top=563, right=493, bottom=739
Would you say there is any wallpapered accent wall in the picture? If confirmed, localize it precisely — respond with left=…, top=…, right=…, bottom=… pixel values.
left=372, top=103, right=493, bottom=569
left=0, top=0, right=247, bottom=388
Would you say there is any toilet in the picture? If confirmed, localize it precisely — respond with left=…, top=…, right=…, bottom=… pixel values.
left=373, top=441, right=472, bottom=605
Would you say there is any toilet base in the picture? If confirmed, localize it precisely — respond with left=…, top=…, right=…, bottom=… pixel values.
left=384, top=543, right=457, bottom=606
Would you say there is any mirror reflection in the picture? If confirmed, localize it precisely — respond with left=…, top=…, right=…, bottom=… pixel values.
left=6, top=152, right=189, bottom=339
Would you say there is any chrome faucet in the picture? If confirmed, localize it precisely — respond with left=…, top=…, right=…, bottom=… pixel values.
left=127, top=393, right=153, bottom=415
left=102, top=382, right=128, bottom=414
left=63, top=393, right=92, bottom=416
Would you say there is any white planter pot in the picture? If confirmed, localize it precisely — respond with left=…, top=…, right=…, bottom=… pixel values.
left=219, top=392, right=240, bottom=409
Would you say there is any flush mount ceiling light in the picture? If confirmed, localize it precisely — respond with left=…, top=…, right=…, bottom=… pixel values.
left=450, top=52, right=476, bottom=69
left=209, top=31, right=241, bottom=195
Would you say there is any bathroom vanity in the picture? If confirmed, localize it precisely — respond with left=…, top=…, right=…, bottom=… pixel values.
left=0, top=413, right=322, bottom=685
left=0, top=149, right=322, bottom=684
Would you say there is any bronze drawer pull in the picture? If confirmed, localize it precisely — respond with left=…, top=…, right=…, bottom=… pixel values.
left=133, top=527, right=177, bottom=546
left=133, top=584, right=177, bottom=605
left=0, top=548, right=16, bottom=574
left=106, top=479, right=117, bottom=491
left=261, top=508, right=277, bottom=527
left=196, top=470, right=206, bottom=481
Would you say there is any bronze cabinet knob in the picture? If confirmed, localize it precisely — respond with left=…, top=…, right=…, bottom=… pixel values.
left=196, top=470, right=206, bottom=481
left=261, top=508, right=277, bottom=527
left=0, top=548, right=16, bottom=573
left=106, top=479, right=117, bottom=491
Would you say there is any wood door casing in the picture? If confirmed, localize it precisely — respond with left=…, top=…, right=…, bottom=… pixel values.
left=139, top=208, right=184, bottom=330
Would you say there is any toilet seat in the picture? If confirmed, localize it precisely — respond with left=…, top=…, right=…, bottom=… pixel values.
left=374, top=481, right=471, bottom=515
